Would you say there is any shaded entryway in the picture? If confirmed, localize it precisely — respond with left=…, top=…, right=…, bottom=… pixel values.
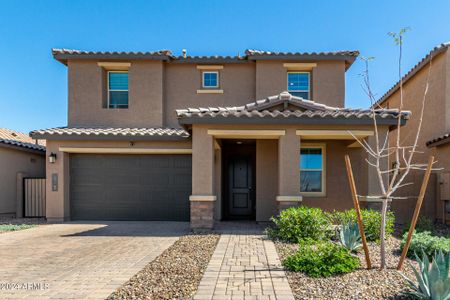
left=221, top=140, right=256, bottom=220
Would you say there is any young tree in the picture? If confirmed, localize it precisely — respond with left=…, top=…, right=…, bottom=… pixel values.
left=350, top=28, right=435, bottom=269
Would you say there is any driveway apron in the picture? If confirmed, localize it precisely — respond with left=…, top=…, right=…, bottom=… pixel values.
left=0, top=221, right=188, bottom=299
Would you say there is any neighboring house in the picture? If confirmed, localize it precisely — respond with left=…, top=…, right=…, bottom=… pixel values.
left=0, top=128, right=46, bottom=216
left=375, top=42, right=450, bottom=223
left=30, top=48, right=408, bottom=228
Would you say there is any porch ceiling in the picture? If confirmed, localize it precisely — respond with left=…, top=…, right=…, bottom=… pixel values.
left=296, top=130, right=374, bottom=140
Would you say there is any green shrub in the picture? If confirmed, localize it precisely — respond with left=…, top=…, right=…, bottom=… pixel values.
left=267, top=206, right=332, bottom=243
left=328, top=209, right=395, bottom=242
left=402, top=215, right=434, bottom=234
left=283, top=240, right=360, bottom=277
left=400, top=231, right=450, bottom=259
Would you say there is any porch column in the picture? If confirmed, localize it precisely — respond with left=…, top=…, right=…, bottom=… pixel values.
left=190, top=126, right=216, bottom=230
left=277, top=128, right=302, bottom=213
left=366, top=127, right=389, bottom=210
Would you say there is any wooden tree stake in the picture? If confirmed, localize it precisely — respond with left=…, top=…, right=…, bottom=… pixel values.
left=397, top=156, right=435, bottom=270
left=345, top=155, right=371, bottom=269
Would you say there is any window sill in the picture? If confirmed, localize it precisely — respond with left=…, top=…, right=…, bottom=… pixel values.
left=300, top=192, right=326, bottom=198
left=197, top=89, right=224, bottom=94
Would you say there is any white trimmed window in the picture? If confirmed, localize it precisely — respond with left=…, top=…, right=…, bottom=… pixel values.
left=202, top=71, right=219, bottom=88
left=288, top=72, right=310, bottom=99
left=300, top=144, right=326, bottom=196
left=108, top=71, right=129, bottom=109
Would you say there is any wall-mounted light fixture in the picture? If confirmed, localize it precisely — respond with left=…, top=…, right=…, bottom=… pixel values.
left=48, top=152, right=57, bottom=164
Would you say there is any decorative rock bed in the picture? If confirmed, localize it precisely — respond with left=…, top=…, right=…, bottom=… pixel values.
left=275, top=236, right=417, bottom=300
left=107, top=234, right=219, bottom=300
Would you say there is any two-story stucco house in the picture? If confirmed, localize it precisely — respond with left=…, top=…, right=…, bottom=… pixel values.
left=376, top=42, right=450, bottom=224
left=30, top=48, right=408, bottom=229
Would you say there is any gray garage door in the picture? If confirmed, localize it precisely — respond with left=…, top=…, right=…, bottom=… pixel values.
left=70, top=154, right=192, bottom=221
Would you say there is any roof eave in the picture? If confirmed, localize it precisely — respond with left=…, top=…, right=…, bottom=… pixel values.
left=177, top=116, right=406, bottom=126
left=29, top=133, right=190, bottom=141
left=0, top=142, right=45, bottom=155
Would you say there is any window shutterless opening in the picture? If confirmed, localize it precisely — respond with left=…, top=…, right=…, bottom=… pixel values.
left=287, top=72, right=310, bottom=99
left=202, top=71, right=219, bottom=89
left=300, top=144, right=326, bottom=197
left=107, top=71, right=129, bottom=109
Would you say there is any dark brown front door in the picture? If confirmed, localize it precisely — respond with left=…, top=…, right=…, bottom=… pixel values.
left=228, top=155, right=254, bottom=218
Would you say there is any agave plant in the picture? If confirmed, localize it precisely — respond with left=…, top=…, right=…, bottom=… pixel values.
left=401, top=250, right=450, bottom=300
left=338, top=222, right=362, bottom=252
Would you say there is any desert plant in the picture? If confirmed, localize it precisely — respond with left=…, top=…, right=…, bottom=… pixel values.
left=400, top=231, right=450, bottom=259
left=403, top=216, right=434, bottom=234
left=267, top=206, right=332, bottom=243
left=328, top=208, right=395, bottom=242
left=401, top=250, right=450, bottom=300
left=283, top=240, right=360, bottom=277
left=339, top=222, right=362, bottom=252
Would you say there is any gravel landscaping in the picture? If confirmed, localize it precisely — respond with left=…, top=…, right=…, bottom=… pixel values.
left=107, top=233, right=219, bottom=300
left=276, top=236, right=416, bottom=300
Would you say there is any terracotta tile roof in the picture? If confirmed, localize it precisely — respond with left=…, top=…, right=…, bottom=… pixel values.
left=176, top=92, right=410, bottom=122
left=0, top=128, right=46, bottom=152
left=426, top=132, right=450, bottom=147
left=30, top=127, right=190, bottom=140
left=52, top=48, right=173, bottom=64
left=245, top=49, right=360, bottom=57
left=375, top=42, right=450, bottom=107
left=52, top=48, right=359, bottom=67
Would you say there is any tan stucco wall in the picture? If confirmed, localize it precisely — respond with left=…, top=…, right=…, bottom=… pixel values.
left=0, top=147, right=45, bottom=214
left=382, top=49, right=448, bottom=222
left=164, top=63, right=256, bottom=127
left=68, top=60, right=164, bottom=127
left=256, top=140, right=278, bottom=221
left=66, top=59, right=347, bottom=128
left=255, top=60, right=346, bottom=106
left=431, top=143, right=450, bottom=221
left=302, top=140, right=365, bottom=212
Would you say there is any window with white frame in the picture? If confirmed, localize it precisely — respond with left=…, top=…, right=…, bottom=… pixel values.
left=300, top=145, right=325, bottom=195
left=108, top=71, right=129, bottom=108
left=287, top=72, right=310, bottom=99
left=202, top=71, right=219, bottom=88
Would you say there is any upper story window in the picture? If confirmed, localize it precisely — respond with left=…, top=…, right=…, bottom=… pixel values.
left=108, top=71, right=129, bottom=109
left=300, top=145, right=325, bottom=196
left=202, top=71, right=219, bottom=88
left=288, top=72, right=310, bottom=99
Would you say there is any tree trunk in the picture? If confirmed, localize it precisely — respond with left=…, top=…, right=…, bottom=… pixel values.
left=379, top=197, right=389, bottom=270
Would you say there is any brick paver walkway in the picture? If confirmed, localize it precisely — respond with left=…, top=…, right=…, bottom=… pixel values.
left=194, top=224, right=294, bottom=300
left=0, top=221, right=188, bottom=300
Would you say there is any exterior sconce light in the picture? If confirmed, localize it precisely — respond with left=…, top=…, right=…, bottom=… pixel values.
left=49, top=152, right=57, bottom=164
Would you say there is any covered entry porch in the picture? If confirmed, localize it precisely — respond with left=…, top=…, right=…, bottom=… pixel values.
left=177, top=92, right=406, bottom=229
left=188, top=126, right=383, bottom=229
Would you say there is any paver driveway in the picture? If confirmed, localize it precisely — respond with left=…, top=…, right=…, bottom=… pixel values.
left=0, top=221, right=189, bottom=300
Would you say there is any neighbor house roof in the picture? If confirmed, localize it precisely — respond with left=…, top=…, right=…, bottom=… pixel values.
left=426, top=132, right=450, bottom=148
left=176, top=92, right=410, bottom=126
left=375, top=42, right=450, bottom=107
left=52, top=48, right=359, bottom=68
left=30, top=127, right=190, bottom=140
left=0, top=128, right=46, bottom=152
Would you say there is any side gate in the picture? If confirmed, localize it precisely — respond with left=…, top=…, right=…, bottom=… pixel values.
left=24, top=178, right=46, bottom=217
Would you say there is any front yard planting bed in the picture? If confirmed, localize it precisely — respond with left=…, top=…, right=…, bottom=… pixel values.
left=0, top=217, right=45, bottom=233
left=276, top=236, right=416, bottom=300
left=108, top=234, right=219, bottom=300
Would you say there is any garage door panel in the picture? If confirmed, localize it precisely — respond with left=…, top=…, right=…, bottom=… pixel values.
left=70, top=154, right=191, bottom=221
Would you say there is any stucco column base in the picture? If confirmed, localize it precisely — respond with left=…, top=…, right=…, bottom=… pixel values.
left=359, top=197, right=392, bottom=212
left=190, top=195, right=216, bottom=230
left=276, top=196, right=303, bottom=215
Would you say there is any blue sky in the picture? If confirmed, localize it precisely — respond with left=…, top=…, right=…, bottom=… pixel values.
left=1, top=0, right=449, bottom=133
